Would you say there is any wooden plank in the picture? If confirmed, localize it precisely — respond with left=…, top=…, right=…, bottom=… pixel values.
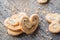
left=0, top=0, right=60, bottom=40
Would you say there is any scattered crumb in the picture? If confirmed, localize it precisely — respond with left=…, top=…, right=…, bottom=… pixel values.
left=46, top=30, right=49, bottom=33
left=36, top=8, right=40, bottom=14
left=49, top=37, right=53, bottom=40
left=42, top=10, right=46, bottom=13
left=43, top=24, right=45, bottom=26
left=24, top=7, right=30, bottom=13
left=42, top=10, right=47, bottom=14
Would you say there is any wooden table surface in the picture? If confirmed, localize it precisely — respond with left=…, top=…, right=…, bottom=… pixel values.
left=0, top=0, right=60, bottom=40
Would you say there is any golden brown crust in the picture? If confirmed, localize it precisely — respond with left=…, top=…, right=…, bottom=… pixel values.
left=45, top=13, right=60, bottom=23
left=19, top=14, right=39, bottom=34
left=9, top=12, right=27, bottom=26
left=4, top=12, right=27, bottom=31
left=4, top=13, right=39, bottom=35
left=4, top=18, right=22, bottom=31
left=30, top=14, right=39, bottom=25
left=49, top=21, right=60, bottom=33
left=7, top=29, right=23, bottom=36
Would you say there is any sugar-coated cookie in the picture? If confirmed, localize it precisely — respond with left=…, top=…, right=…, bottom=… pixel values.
left=4, top=17, right=22, bottom=31
left=19, top=14, right=39, bottom=34
left=4, top=12, right=27, bottom=31
left=45, top=13, right=60, bottom=23
left=7, top=29, right=23, bottom=36
left=4, top=12, right=39, bottom=35
left=9, top=12, right=27, bottom=26
left=49, top=21, right=60, bottom=33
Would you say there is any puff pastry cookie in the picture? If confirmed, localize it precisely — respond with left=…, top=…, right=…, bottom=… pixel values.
left=45, top=13, right=60, bottom=23
left=7, top=29, right=23, bottom=36
left=49, top=21, right=60, bottom=33
left=19, top=14, right=39, bottom=34
left=46, top=13, right=60, bottom=33
left=4, top=12, right=39, bottom=36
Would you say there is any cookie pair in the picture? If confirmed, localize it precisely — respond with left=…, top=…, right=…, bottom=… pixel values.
left=46, top=13, right=60, bottom=33
left=4, top=12, right=39, bottom=36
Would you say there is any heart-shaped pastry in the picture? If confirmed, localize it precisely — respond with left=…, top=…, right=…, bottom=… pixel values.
left=45, top=13, right=60, bottom=23
left=4, top=12, right=39, bottom=35
left=49, top=20, right=60, bottom=33
left=4, top=12, right=27, bottom=31
left=19, top=14, right=39, bottom=34
left=4, top=17, right=21, bottom=31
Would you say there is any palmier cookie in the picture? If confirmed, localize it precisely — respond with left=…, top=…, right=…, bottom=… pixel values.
left=7, top=29, right=23, bottom=36
left=30, top=14, right=39, bottom=25
left=45, top=13, right=60, bottom=23
left=4, top=17, right=22, bottom=31
left=19, top=14, right=39, bottom=34
left=4, top=12, right=27, bottom=31
left=49, top=20, right=60, bottom=33
left=8, top=12, right=27, bottom=26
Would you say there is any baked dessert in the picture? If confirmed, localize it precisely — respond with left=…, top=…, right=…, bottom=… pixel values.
left=49, top=20, right=60, bottom=33
left=4, top=12, right=39, bottom=35
left=7, top=29, right=23, bottom=36
left=19, top=14, right=39, bottom=34
left=45, top=13, right=60, bottom=23
left=4, top=12, right=27, bottom=31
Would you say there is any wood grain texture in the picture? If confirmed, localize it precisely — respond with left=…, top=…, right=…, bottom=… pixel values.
left=0, top=0, right=60, bottom=40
